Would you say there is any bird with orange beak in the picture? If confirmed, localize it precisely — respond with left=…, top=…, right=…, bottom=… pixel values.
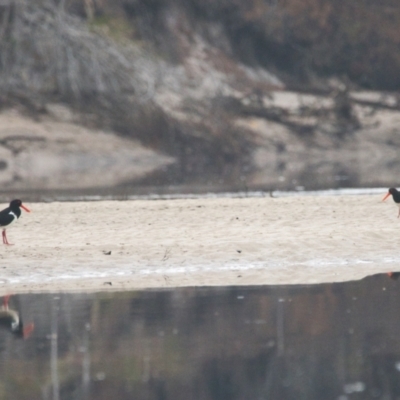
left=382, top=188, right=400, bottom=217
left=0, top=199, right=30, bottom=245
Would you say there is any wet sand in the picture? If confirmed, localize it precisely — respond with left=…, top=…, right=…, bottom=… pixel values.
left=0, top=194, right=397, bottom=294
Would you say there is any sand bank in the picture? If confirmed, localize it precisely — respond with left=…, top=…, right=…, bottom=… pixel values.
left=0, top=194, right=397, bottom=293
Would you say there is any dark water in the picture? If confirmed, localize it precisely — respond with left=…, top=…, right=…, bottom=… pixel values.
left=2, top=273, right=400, bottom=400
left=0, top=158, right=358, bottom=203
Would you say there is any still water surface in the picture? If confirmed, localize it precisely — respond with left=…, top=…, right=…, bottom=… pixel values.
left=1, top=273, right=400, bottom=400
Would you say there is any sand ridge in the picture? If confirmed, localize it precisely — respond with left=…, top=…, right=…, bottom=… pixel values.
left=0, top=194, right=397, bottom=293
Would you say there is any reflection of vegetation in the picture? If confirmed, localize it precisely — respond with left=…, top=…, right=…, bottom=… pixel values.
left=0, top=361, right=46, bottom=399
left=1, top=276, right=400, bottom=399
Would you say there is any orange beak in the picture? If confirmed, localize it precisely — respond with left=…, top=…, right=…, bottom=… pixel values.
left=23, top=322, right=35, bottom=339
left=20, top=204, right=30, bottom=213
left=382, top=192, right=391, bottom=202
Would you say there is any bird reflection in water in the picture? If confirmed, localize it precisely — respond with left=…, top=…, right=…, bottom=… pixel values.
left=387, top=272, right=400, bottom=280
left=0, top=295, right=34, bottom=339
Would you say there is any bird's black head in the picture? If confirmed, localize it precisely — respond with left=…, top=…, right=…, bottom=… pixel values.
left=9, top=199, right=22, bottom=208
left=389, top=188, right=398, bottom=195
left=9, top=199, right=30, bottom=213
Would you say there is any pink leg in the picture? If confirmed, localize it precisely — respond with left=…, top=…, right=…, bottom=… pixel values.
left=2, top=230, right=13, bottom=246
left=2, top=295, right=10, bottom=308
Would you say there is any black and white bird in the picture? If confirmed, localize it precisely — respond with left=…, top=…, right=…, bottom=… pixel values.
left=382, top=188, right=400, bottom=217
left=0, top=199, right=30, bottom=245
left=0, top=295, right=34, bottom=339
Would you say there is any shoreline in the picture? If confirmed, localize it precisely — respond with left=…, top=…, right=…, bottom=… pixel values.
left=0, top=194, right=397, bottom=294
left=0, top=186, right=388, bottom=204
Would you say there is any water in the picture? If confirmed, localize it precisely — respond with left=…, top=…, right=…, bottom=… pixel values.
left=0, top=186, right=388, bottom=203
left=1, top=273, right=400, bottom=400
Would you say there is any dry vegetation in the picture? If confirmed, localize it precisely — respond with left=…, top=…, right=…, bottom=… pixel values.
left=0, top=0, right=400, bottom=189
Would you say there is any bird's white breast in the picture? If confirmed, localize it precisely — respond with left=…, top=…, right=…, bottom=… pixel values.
left=7, top=211, right=18, bottom=227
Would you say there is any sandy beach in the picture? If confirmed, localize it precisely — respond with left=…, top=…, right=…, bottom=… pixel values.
left=0, top=193, right=397, bottom=294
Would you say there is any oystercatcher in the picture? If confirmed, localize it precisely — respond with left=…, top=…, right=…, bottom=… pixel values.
left=0, top=199, right=30, bottom=245
left=0, top=295, right=34, bottom=339
left=387, top=272, right=400, bottom=280
left=382, top=188, right=400, bottom=217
